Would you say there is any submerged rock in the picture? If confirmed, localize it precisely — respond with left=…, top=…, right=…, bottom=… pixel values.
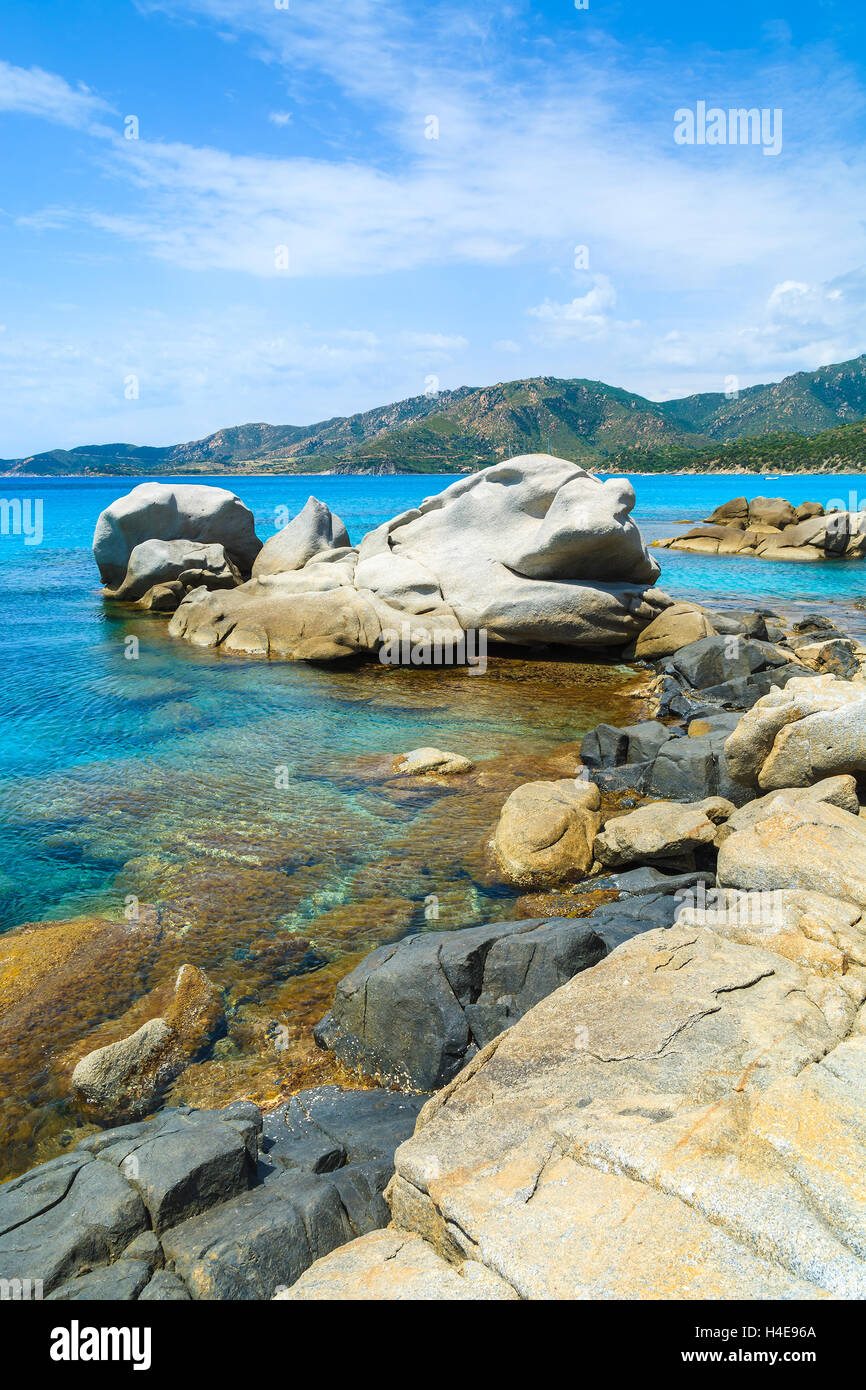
left=392, top=748, right=472, bottom=776
left=71, top=965, right=226, bottom=1123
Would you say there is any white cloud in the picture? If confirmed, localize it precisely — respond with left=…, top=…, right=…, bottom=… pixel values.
left=268, top=110, right=292, bottom=126
left=0, top=311, right=471, bottom=454
left=14, top=6, right=866, bottom=295
left=4, top=1, right=866, bottom=434
left=528, top=275, right=625, bottom=342
left=0, top=60, right=111, bottom=129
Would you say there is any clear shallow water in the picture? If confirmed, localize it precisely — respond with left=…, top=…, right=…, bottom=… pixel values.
left=0, top=469, right=863, bottom=1173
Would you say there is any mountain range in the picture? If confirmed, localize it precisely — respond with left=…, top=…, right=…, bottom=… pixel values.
left=5, top=353, right=866, bottom=476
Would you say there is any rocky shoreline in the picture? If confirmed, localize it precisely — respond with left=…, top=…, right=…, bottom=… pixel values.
left=657, top=493, right=866, bottom=562
left=3, top=463, right=866, bottom=1300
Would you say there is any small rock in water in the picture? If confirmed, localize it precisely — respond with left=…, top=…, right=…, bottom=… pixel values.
left=71, top=964, right=226, bottom=1124
left=392, top=747, right=472, bottom=775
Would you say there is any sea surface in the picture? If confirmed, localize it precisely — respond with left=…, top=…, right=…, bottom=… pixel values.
left=0, top=470, right=864, bottom=1172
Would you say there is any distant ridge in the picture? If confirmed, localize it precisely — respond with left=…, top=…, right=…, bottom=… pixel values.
left=5, top=354, right=866, bottom=476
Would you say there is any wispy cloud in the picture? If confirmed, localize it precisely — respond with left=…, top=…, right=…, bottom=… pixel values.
left=0, top=59, right=111, bottom=130
left=3, top=0, right=866, bottom=444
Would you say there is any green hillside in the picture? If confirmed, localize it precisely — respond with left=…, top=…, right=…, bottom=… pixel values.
left=5, top=353, right=866, bottom=476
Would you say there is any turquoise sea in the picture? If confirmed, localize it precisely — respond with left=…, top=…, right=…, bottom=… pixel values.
left=2, top=468, right=865, bottom=933
left=0, top=470, right=864, bottom=1171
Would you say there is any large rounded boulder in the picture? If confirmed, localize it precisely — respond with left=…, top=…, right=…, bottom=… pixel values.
left=168, top=455, right=669, bottom=661
left=93, top=482, right=261, bottom=590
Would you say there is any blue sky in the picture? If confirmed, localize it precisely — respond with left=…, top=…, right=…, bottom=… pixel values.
left=1, top=0, right=865, bottom=455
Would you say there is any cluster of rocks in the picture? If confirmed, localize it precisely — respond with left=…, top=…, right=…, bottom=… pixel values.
left=0, top=1087, right=426, bottom=1300
left=93, top=456, right=672, bottom=660
left=640, top=604, right=863, bottom=721
left=480, top=600, right=866, bottom=895
left=10, top=601, right=866, bottom=1298
left=272, top=590, right=866, bottom=1299
left=26, top=473, right=859, bottom=1299
left=287, top=895, right=866, bottom=1299
left=656, top=494, right=866, bottom=562
left=93, top=482, right=262, bottom=609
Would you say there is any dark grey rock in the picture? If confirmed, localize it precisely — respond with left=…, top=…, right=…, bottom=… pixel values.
left=592, top=761, right=653, bottom=795
left=669, top=636, right=790, bottom=692
left=608, top=867, right=715, bottom=898
left=139, top=1269, right=192, bottom=1301
left=700, top=662, right=818, bottom=709
left=686, top=711, right=741, bottom=736
left=47, top=1259, right=152, bottom=1301
left=464, top=917, right=607, bottom=1047
left=194, top=1102, right=262, bottom=1162
left=260, top=1116, right=346, bottom=1176
left=580, top=893, right=683, bottom=953
left=580, top=720, right=675, bottom=770
left=162, top=1167, right=353, bottom=1300
left=2, top=1091, right=412, bottom=1302
left=649, top=731, right=753, bottom=807
left=122, top=1229, right=163, bottom=1272
left=713, top=610, right=769, bottom=640
left=328, top=1160, right=392, bottom=1234
left=0, top=1154, right=147, bottom=1294
left=314, top=916, right=607, bottom=1091
left=579, top=721, right=629, bottom=769
left=654, top=675, right=715, bottom=720
left=792, top=614, right=847, bottom=640
left=808, top=640, right=860, bottom=679
left=94, top=1111, right=253, bottom=1233
left=0, top=1152, right=87, bottom=1236
left=262, top=1086, right=425, bottom=1177
left=626, top=721, right=681, bottom=763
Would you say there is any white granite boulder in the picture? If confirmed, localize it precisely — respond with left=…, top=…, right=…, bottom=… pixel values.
left=165, top=455, right=668, bottom=661
left=252, top=497, right=350, bottom=579
left=109, top=539, right=242, bottom=601
left=93, top=482, right=261, bottom=590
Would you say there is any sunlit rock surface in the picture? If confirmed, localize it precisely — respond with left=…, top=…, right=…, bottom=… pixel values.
left=166, top=457, right=669, bottom=661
